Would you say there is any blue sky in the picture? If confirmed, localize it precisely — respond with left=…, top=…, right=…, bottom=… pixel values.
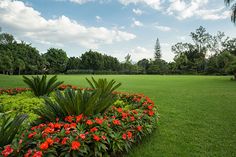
left=0, top=0, right=235, bottom=62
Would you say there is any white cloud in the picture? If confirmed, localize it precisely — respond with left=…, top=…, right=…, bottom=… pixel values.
left=69, top=0, right=93, bottom=4
left=132, top=8, right=143, bottom=15
left=129, top=46, right=153, bottom=61
left=0, top=0, right=136, bottom=49
left=166, top=0, right=230, bottom=20
left=131, top=18, right=143, bottom=27
left=155, top=24, right=171, bottom=32
left=119, top=0, right=162, bottom=10
left=196, top=8, right=230, bottom=20
left=95, top=15, right=102, bottom=22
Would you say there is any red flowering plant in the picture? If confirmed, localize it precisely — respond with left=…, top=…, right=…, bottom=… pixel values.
left=0, top=78, right=158, bottom=156
left=0, top=88, right=30, bottom=95
left=0, top=90, right=158, bottom=157
left=58, top=84, right=78, bottom=90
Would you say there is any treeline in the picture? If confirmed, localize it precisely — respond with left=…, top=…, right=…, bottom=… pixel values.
left=0, top=26, right=236, bottom=78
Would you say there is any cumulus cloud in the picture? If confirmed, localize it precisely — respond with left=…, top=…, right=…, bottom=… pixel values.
left=166, top=0, right=230, bottom=20
left=132, top=8, right=143, bottom=15
left=155, top=24, right=171, bottom=32
left=0, top=0, right=136, bottom=49
left=131, top=18, right=143, bottom=27
left=129, top=46, right=153, bottom=61
left=119, top=0, right=162, bottom=10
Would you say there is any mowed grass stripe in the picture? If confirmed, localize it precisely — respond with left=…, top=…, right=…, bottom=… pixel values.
left=0, top=75, right=236, bottom=156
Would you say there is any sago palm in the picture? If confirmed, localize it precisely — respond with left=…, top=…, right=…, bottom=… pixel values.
left=0, top=105, right=28, bottom=147
left=34, top=77, right=121, bottom=123
left=23, top=75, right=63, bottom=97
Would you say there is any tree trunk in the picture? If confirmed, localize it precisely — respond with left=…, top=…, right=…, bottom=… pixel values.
left=18, top=69, right=21, bottom=75
left=234, top=73, right=236, bottom=80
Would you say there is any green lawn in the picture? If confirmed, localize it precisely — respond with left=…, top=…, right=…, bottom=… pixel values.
left=1, top=74, right=236, bottom=157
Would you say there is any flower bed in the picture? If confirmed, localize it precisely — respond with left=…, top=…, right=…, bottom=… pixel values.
left=0, top=86, right=159, bottom=157
left=0, top=88, right=30, bottom=95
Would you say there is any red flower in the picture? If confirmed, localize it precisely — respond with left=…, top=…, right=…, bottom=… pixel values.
left=61, top=137, right=68, bottom=145
left=54, top=123, right=62, bottom=129
left=127, top=131, right=132, bottom=139
left=113, top=119, right=121, bottom=125
left=48, top=122, right=54, bottom=128
left=117, top=108, right=123, bottom=113
left=64, top=124, right=70, bottom=129
left=24, top=149, right=32, bottom=157
left=43, top=127, right=54, bottom=134
left=70, top=123, right=77, bottom=128
left=1, top=145, right=13, bottom=157
left=65, top=130, right=70, bottom=134
left=148, top=105, right=153, bottom=110
left=148, top=110, right=154, bottom=116
left=79, top=134, right=86, bottom=139
left=76, top=114, right=83, bottom=123
left=93, top=134, right=100, bottom=141
left=102, top=135, right=107, bottom=141
left=122, top=133, right=127, bottom=140
left=90, top=127, right=98, bottom=132
left=32, top=151, right=43, bottom=157
left=54, top=137, right=60, bottom=143
left=130, top=116, right=135, bottom=121
left=86, top=120, right=93, bottom=125
left=71, top=141, right=81, bottom=150
left=95, top=118, right=103, bottom=125
left=40, top=142, right=48, bottom=150
left=56, top=117, right=59, bottom=122
left=65, top=116, right=73, bottom=123
left=137, top=126, right=142, bottom=131
left=28, top=132, right=37, bottom=138
left=122, top=113, right=128, bottom=119
left=46, top=138, right=54, bottom=145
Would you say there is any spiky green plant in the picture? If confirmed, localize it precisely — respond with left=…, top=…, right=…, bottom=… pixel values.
left=34, top=78, right=121, bottom=123
left=23, top=75, right=63, bottom=97
left=0, top=105, right=28, bottom=147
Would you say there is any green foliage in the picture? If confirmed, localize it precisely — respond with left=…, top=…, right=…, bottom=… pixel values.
left=43, top=48, right=68, bottom=73
left=23, top=75, right=63, bottom=97
left=34, top=78, right=121, bottom=123
left=154, top=37, right=161, bottom=60
left=0, top=92, right=44, bottom=122
left=0, top=92, right=158, bottom=157
left=0, top=105, right=28, bottom=147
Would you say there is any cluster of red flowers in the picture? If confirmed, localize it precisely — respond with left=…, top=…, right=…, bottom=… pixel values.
left=58, top=84, right=78, bottom=90
left=0, top=88, right=30, bottom=95
left=0, top=90, right=158, bottom=156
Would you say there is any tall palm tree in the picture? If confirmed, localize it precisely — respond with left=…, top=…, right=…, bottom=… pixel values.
left=225, top=0, right=236, bottom=24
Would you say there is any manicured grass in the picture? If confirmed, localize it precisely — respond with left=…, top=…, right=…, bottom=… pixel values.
left=0, top=74, right=236, bottom=156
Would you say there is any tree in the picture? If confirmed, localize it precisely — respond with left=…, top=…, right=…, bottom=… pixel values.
left=154, top=37, right=161, bottom=60
left=137, top=58, right=150, bottom=73
left=14, top=59, right=25, bottom=75
left=222, top=38, right=236, bottom=55
left=225, top=0, right=236, bottom=24
left=190, top=26, right=211, bottom=54
left=227, top=57, right=236, bottom=80
left=80, top=50, right=104, bottom=70
left=0, top=33, right=15, bottom=44
left=43, top=48, right=68, bottom=73
left=103, top=55, right=120, bottom=71
left=66, top=57, right=81, bottom=70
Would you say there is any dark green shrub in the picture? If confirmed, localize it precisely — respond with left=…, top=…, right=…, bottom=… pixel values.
left=34, top=78, right=121, bottom=123
left=0, top=105, right=28, bottom=147
left=23, top=75, right=63, bottom=97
